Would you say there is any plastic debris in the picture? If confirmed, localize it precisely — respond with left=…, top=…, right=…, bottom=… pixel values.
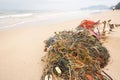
left=41, top=30, right=110, bottom=80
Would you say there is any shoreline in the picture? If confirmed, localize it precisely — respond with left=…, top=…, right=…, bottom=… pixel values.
left=0, top=10, right=120, bottom=80
left=0, top=10, right=106, bottom=30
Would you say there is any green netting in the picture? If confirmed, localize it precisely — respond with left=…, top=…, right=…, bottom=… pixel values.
left=41, top=30, right=110, bottom=80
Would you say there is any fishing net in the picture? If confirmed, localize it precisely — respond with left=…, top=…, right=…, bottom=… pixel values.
left=41, top=30, right=110, bottom=80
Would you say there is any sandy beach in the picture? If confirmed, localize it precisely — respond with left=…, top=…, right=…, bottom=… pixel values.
left=0, top=10, right=120, bottom=80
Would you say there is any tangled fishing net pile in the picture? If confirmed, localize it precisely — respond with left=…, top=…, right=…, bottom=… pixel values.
left=41, top=30, right=110, bottom=80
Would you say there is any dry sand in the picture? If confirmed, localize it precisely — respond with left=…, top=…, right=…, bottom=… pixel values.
left=0, top=10, right=120, bottom=80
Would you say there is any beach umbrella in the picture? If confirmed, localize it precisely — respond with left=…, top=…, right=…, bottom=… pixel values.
left=79, top=20, right=98, bottom=29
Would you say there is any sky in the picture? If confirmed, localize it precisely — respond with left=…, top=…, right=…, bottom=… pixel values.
left=0, top=0, right=119, bottom=10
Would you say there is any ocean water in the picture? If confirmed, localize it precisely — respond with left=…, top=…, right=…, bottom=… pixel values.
left=0, top=10, right=105, bottom=29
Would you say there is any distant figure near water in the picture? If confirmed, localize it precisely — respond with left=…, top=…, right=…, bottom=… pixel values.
left=112, top=6, right=115, bottom=11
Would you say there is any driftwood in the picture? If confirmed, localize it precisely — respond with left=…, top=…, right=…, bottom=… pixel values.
left=115, top=24, right=120, bottom=27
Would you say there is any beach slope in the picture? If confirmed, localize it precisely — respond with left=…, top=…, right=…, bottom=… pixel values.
left=0, top=10, right=120, bottom=80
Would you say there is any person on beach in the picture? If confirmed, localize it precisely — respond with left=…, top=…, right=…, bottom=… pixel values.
left=112, top=6, right=115, bottom=11
left=78, top=20, right=100, bottom=39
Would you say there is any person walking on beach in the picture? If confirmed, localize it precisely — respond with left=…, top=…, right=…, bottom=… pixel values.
left=112, top=6, right=115, bottom=11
